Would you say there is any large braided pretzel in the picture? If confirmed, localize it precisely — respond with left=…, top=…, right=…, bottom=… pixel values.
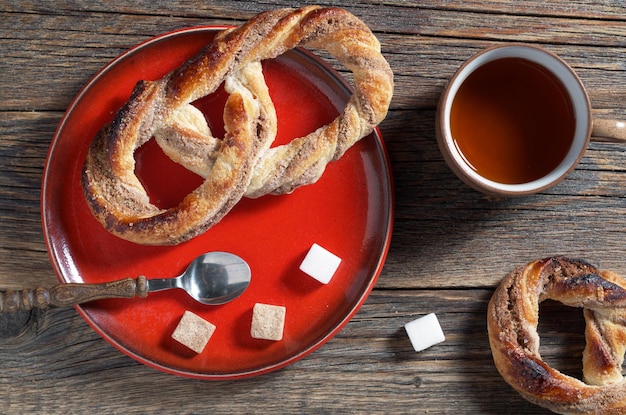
left=82, top=6, right=394, bottom=245
left=488, top=257, right=626, bottom=414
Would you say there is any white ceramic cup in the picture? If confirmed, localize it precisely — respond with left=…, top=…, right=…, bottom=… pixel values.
left=436, top=44, right=593, bottom=196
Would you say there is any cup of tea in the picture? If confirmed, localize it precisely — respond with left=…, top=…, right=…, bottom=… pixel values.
left=436, top=44, right=592, bottom=196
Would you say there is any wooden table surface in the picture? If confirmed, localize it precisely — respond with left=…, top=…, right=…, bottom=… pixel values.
left=2, top=1, right=626, bottom=413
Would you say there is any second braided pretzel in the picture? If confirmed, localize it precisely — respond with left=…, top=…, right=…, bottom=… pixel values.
left=82, top=6, right=394, bottom=245
left=488, top=257, right=626, bottom=414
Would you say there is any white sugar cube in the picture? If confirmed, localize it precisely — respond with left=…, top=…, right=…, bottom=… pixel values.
left=171, top=310, right=216, bottom=354
left=251, top=303, right=286, bottom=341
left=405, top=313, right=445, bottom=352
left=299, top=243, right=342, bottom=284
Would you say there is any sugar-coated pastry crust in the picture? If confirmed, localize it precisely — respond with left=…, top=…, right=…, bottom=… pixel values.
left=488, top=256, right=626, bottom=414
left=82, top=6, right=394, bottom=245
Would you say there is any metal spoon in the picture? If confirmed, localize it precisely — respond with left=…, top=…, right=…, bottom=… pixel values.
left=0, top=252, right=251, bottom=312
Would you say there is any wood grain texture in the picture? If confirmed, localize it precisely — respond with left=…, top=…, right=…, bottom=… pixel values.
left=1, top=0, right=625, bottom=413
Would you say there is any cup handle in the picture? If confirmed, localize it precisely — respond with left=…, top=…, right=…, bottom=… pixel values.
left=592, top=119, right=626, bottom=142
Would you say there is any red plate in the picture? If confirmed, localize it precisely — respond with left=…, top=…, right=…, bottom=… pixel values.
left=41, top=27, right=393, bottom=379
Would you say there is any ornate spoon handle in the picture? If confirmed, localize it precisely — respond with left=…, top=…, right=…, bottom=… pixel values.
left=0, top=276, right=148, bottom=312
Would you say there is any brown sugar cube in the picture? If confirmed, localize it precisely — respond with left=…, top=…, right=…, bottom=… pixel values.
left=250, top=303, right=286, bottom=341
left=171, top=310, right=216, bottom=354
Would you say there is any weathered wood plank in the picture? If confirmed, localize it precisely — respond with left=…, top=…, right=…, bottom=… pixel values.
left=2, top=5, right=626, bottom=110
left=0, top=289, right=572, bottom=414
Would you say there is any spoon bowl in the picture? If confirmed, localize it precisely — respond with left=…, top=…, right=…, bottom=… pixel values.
left=148, top=252, right=251, bottom=305
left=0, top=252, right=252, bottom=312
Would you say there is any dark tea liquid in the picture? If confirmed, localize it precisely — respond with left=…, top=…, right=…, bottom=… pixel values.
left=450, top=57, right=575, bottom=184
